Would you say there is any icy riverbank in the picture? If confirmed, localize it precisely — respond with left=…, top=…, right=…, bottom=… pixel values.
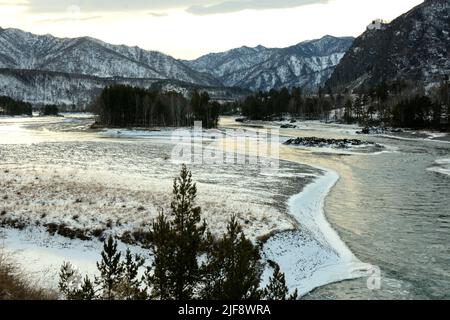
left=262, top=168, right=374, bottom=296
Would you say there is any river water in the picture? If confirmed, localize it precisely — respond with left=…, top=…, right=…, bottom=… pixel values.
left=1, top=114, right=449, bottom=299
left=276, top=125, right=450, bottom=299
left=304, top=135, right=450, bottom=299
left=220, top=118, right=450, bottom=299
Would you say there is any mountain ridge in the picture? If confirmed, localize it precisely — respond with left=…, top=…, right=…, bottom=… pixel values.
left=0, top=67, right=249, bottom=108
left=326, top=0, right=450, bottom=92
left=0, top=27, right=221, bottom=87
left=0, top=26, right=355, bottom=106
left=184, top=35, right=354, bottom=92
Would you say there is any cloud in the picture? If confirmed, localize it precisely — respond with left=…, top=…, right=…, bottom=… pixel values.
left=23, top=0, right=331, bottom=15
left=37, top=15, right=102, bottom=23
left=23, top=0, right=211, bottom=13
left=186, top=0, right=331, bottom=15
left=148, top=12, right=169, bottom=17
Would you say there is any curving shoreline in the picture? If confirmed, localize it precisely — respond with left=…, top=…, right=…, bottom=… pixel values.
left=262, top=166, right=374, bottom=296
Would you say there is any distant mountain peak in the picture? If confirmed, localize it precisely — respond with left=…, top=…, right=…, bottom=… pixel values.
left=185, top=35, right=354, bottom=92
left=318, top=35, right=339, bottom=40
left=0, top=27, right=221, bottom=87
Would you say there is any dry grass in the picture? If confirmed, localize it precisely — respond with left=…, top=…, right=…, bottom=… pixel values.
left=0, top=251, right=57, bottom=300
left=0, top=166, right=295, bottom=243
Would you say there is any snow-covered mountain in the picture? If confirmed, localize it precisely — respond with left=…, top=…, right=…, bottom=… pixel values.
left=184, top=35, right=354, bottom=92
left=326, top=0, right=450, bottom=92
left=0, top=27, right=352, bottom=106
left=0, top=27, right=220, bottom=87
left=0, top=68, right=248, bottom=108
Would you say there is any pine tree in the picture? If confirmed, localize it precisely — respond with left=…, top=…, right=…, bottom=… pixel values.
left=146, top=164, right=206, bottom=300
left=116, top=249, right=146, bottom=300
left=59, top=263, right=96, bottom=300
left=147, top=213, right=173, bottom=299
left=78, top=276, right=96, bottom=300
left=169, top=164, right=206, bottom=299
left=95, top=236, right=124, bottom=300
left=59, top=262, right=80, bottom=300
left=200, top=231, right=223, bottom=299
left=264, top=263, right=298, bottom=300
left=201, top=216, right=262, bottom=300
left=60, top=237, right=148, bottom=300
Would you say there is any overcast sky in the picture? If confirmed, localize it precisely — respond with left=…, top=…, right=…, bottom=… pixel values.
left=0, top=0, right=423, bottom=59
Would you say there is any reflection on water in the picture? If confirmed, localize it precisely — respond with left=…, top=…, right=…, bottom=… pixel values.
left=0, top=114, right=99, bottom=144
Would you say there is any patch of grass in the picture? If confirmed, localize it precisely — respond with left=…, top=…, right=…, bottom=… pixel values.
left=44, top=223, right=91, bottom=241
left=119, top=229, right=152, bottom=248
left=255, top=230, right=281, bottom=245
left=131, top=229, right=152, bottom=247
left=91, top=228, right=105, bottom=239
left=0, top=218, right=27, bottom=230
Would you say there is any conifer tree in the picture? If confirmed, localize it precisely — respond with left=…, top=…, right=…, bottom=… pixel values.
left=59, top=262, right=96, bottom=300
left=78, top=276, right=96, bottom=300
left=59, top=262, right=80, bottom=300
left=264, top=263, right=298, bottom=300
left=146, top=213, right=173, bottom=299
left=116, top=249, right=146, bottom=300
left=95, top=236, right=124, bottom=300
left=60, top=238, right=147, bottom=300
left=201, top=216, right=262, bottom=300
left=58, top=166, right=304, bottom=301
left=169, top=164, right=206, bottom=299
left=146, top=164, right=206, bottom=300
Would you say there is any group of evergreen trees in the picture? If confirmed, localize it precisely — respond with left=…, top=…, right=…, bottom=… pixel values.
left=59, top=165, right=298, bottom=300
left=228, top=78, right=449, bottom=130
left=236, top=88, right=333, bottom=121
left=40, top=104, right=59, bottom=116
left=92, top=85, right=220, bottom=129
left=0, top=96, right=32, bottom=116
left=338, top=80, right=450, bottom=129
left=0, top=95, right=62, bottom=117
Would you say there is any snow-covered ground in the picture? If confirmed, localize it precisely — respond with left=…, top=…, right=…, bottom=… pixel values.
left=1, top=165, right=371, bottom=296
left=0, top=164, right=298, bottom=242
left=0, top=227, right=146, bottom=289
left=0, top=115, right=380, bottom=297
